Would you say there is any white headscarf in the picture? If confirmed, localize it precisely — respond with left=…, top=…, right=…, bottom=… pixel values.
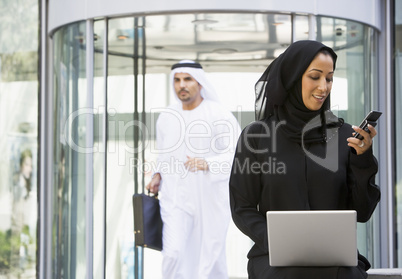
left=170, top=60, right=220, bottom=103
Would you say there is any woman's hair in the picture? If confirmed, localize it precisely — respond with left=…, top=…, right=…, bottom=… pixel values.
left=20, top=149, right=32, bottom=167
left=317, top=49, right=335, bottom=62
left=255, top=40, right=337, bottom=120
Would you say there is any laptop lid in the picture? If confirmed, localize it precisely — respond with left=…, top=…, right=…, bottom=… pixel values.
left=266, top=210, right=357, bottom=267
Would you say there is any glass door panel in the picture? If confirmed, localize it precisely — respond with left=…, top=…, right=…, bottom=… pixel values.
left=52, top=21, right=88, bottom=279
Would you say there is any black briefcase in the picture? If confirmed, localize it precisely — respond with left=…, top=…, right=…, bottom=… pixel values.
left=132, top=192, right=163, bottom=251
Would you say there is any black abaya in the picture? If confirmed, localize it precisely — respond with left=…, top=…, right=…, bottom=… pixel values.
left=229, top=119, right=380, bottom=279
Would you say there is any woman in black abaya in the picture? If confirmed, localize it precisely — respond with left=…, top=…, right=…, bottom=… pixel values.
left=229, top=40, right=380, bottom=279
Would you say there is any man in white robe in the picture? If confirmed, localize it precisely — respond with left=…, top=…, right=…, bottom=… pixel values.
left=147, top=60, right=240, bottom=279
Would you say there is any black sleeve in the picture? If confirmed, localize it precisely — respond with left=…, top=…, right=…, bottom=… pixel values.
left=347, top=146, right=381, bottom=222
left=229, top=122, right=268, bottom=253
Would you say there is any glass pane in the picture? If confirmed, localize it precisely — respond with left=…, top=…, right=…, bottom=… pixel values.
left=93, top=19, right=106, bottom=279
left=317, top=16, right=380, bottom=266
left=139, top=13, right=291, bottom=70
left=52, top=21, right=88, bottom=279
left=0, top=0, right=39, bottom=277
left=294, top=15, right=310, bottom=41
left=105, top=17, right=144, bottom=279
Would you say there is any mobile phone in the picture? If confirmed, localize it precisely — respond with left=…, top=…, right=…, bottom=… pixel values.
left=353, top=110, right=382, bottom=140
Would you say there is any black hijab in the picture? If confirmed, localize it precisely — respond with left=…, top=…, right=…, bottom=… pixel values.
left=255, top=40, right=343, bottom=143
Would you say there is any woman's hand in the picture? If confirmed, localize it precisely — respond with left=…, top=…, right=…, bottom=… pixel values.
left=347, top=124, right=377, bottom=155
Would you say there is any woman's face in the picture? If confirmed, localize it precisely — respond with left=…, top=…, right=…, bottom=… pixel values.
left=21, top=156, right=33, bottom=180
left=301, top=52, right=334, bottom=111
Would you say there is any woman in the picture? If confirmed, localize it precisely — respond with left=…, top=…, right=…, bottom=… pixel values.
left=229, top=40, right=381, bottom=279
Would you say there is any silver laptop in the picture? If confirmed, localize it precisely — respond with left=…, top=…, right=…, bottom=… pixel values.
left=266, top=210, right=357, bottom=267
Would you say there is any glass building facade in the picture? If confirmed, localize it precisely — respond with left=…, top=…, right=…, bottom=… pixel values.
left=0, top=0, right=400, bottom=278
left=0, top=0, right=39, bottom=277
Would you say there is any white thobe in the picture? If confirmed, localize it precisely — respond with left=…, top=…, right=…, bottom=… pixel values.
left=155, top=99, right=240, bottom=279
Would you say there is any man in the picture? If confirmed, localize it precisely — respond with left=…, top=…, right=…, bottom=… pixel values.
left=147, top=60, right=240, bottom=279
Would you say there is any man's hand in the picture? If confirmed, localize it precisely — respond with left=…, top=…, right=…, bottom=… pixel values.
left=184, top=156, right=209, bottom=172
left=146, top=173, right=161, bottom=194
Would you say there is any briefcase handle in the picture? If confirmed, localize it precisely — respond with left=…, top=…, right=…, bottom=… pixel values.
left=147, top=189, right=159, bottom=199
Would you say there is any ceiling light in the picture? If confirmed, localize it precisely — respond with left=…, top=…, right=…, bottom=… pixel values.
left=117, top=35, right=129, bottom=40
left=213, top=48, right=237, bottom=54
left=191, top=19, right=218, bottom=25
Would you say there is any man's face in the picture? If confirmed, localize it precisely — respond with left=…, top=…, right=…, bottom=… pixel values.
left=173, top=73, right=202, bottom=105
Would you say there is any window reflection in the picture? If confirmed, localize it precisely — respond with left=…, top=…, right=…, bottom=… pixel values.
left=0, top=0, right=38, bottom=277
left=293, top=15, right=310, bottom=41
